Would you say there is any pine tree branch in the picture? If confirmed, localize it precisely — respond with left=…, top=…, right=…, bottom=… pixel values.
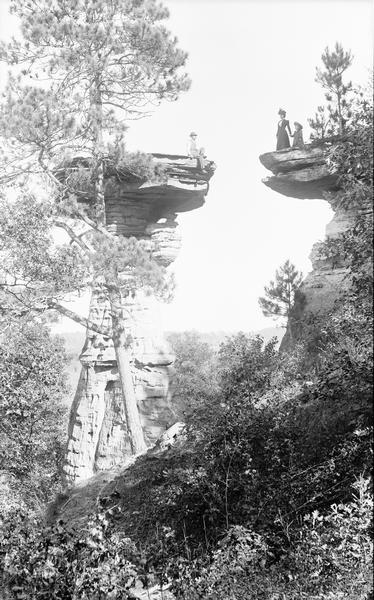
left=38, top=151, right=113, bottom=240
left=75, top=211, right=113, bottom=240
left=47, top=300, right=110, bottom=337
left=53, top=220, right=91, bottom=255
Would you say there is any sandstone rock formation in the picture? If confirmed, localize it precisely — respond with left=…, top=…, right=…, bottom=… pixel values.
left=64, top=154, right=216, bottom=482
left=259, top=144, right=351, bottom=320
left=260, top=146, right=339, bottom=199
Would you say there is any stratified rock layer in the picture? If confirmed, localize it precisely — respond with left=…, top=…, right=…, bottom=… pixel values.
left=65, top=155, right=215, bottom=482
left=259, top=144, right=351, bottom=321
left=260, top=146, right=339, bottom=199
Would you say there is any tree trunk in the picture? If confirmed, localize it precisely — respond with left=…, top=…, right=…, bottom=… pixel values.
left=51, top=287, right=146, bottom=455
left=337, top=93, right=344, bottom=136
left=94, top=154, right=106, bottom=227
left=109, top=287, right=147, bottom=455
left=286, top=287, right=294, bottom=342
left=92, top=78, right=106, bottom=227
left=288, top=318, right=294, bottom=342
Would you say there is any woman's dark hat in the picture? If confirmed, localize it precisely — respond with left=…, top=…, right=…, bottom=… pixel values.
left=278, top=108, right=286, bottom=116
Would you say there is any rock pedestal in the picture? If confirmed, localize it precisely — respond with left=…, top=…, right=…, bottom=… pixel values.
left=64, top=154, right=216, bottom=482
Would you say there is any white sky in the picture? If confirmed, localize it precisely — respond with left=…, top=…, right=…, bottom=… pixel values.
left=0, top=0, right=373, bottom=333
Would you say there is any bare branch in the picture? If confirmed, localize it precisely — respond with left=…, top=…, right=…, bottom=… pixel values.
left=53, top=219, right=92, bottom=255
left=48, top=299, right=110, bottom=337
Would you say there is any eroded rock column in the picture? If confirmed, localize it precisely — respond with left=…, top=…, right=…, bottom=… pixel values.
left=64, top=154, right=216, bottom=482
left=65, top=286, right=177, bottom=481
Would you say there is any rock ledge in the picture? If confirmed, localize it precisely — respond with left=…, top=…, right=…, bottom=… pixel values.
left=259, top=146, right=339, bottom=199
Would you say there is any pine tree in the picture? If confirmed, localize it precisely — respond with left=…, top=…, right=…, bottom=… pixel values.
left=0, top=0, right=190, bottom=454
left=0, top=0, right=190, bottom=218
left=313, top=42, right=353, bottom=137
left=259, top=260, right=303, bottom=339
left=308, top=105, right=331, bottom=141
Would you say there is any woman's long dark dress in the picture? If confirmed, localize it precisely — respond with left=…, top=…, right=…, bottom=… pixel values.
left=276, top=119, right=291, bottom=150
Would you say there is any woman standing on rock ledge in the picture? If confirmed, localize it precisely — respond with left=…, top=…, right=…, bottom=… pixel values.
left=276, top=108, right=292, bottom=150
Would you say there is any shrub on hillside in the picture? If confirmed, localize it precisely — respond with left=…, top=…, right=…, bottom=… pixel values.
left=170, top=478, right=373, bottom=600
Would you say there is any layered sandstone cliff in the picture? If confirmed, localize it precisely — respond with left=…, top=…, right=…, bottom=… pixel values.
left=259, top=144, right=350, bottom=319
left=64, top=154, right=216, bottom=482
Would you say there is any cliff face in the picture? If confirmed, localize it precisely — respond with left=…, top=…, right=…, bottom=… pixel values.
left=64, top=154, right=216, bottom=482
left=259, top=145, right=352, bottom=319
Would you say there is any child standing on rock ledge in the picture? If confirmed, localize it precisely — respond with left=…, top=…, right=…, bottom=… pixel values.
left=291, top=121, right=305, bottom=150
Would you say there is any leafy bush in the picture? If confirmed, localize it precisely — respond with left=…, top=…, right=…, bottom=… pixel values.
left=61, top=149, right=167, bottom=197
left=0, top=507, right=143, bottom=599
left=0, top=322, right=68, bottom=508
left=167, top=330, right=219, bottom=422
left=113, top=151, right=168, bottom=183
left=170, top=478, right=373, bottom=600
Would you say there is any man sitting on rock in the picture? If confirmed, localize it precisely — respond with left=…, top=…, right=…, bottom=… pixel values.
left=187, top=131, right=207, bottom=169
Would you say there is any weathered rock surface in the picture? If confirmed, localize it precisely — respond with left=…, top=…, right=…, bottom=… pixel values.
left=65, top=155, right=215, bottom=483
left=259, top=145, right=352, bottom=321
left=154, top=421, right=186, bottom=451
left=259, top=146, right=339, bottom=199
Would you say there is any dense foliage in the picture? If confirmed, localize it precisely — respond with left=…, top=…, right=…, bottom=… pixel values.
left=167, top=331, right=219, bottom=422
left=0, top=322, right=68, bottom=512
left=1, top=313, right=372, bottom=597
